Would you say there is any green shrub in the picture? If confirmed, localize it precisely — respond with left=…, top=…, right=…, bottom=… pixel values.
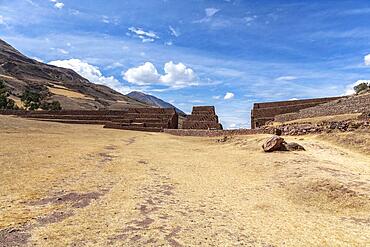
left=354, top=82, right=369, bottom=94
left=0, top=80, right=17, bottom=110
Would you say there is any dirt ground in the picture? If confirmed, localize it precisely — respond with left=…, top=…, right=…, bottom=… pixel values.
left=0, top=115, right=369, bottom=247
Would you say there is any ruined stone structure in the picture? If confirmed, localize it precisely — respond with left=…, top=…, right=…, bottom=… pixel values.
left=274, top=93, right=370, bottom=122
left=0, top=108, right=178, bottom=132
left=251, top=96, right=344, bottom=128
left=104, top=108, right=178, bottom=132
left=182, top=106, right=223, bottom=130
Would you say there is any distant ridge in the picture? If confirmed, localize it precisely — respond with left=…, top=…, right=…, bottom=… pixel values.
left=126, top=91, right=186, bottom=116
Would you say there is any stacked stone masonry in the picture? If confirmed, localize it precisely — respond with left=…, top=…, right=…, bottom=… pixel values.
left=182, top=106, right=223, bottom=130
left=0, top=108, right=179, bottom=132
left=274, top=93, right=370, bottom=122
left=251, top=96, right=344, bottom=128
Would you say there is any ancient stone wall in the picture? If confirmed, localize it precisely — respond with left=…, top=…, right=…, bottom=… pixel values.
left=164, top=128, right=268, bottom=137
left=182, top=106, right=223, bottom=130
left=274, top=93, right=370, bottom=122
left=0, top=108, right=179, bottom=132
left=251, top=96, right=344, bottom=128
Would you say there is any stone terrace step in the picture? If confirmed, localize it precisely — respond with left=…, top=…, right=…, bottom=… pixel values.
left=103, top=123, right=162, bottom=132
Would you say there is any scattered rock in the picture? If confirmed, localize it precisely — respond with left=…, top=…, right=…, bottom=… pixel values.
left=272, top=128, right=282, bottom=136
left=282, top=142, right=305, bottom=151
left=262, top=135, right=285, bottom=152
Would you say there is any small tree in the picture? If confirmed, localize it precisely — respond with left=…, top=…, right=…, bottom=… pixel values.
left=0, top=80, right=17, bottom=110
left=21, top=90, right=42, bottom=110
left=354, top=82, right=369, bottom=94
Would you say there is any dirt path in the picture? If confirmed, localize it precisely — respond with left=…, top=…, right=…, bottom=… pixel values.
left=0, top=116, right=369, bottom=246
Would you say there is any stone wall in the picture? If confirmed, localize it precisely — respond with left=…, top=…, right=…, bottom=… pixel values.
left=164, top=128, right=268, bottom=137
left=0, top=108, right=179, bottom=132
left=182, top=106, right=223, bottom=130
left=251, top=96, right=344, bottom=128
left=275, top=93, right=370, bottom=122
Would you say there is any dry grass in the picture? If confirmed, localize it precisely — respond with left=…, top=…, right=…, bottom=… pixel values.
left=317, top=129, right=370, bottom=155
left=0, top=116, right=369, bottom=246
left=48, top=86, right=94, bottom=100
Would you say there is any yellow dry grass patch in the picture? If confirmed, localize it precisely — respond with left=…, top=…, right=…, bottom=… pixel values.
left=48, top=86, right=94, bottom=100
left=0, top=116, right=369, bottom=246
left=8, top=95, right=23, bottom=108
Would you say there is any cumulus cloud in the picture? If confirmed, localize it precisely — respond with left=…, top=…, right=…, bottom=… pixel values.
left=364, top=54, right=370, bottom=66
left=48, top=59, right=131, bottom=94
left=160, top=61, right=198, bottom=88
left=128, top=27, right=159, bottom=43
left=345, top=80, right=370, bottom=95
left=224, top=92, right=235, bottom=100
left=123, top=61, right=198, bottom=89
left=123, top=62, right=160, bottom=86
left=276, top=76, right=297, bottom=81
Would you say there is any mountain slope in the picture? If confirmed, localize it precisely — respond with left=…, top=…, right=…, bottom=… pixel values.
left=127, top=91, right=186, bottom=116
left=0, top=38, right=148, bottom=110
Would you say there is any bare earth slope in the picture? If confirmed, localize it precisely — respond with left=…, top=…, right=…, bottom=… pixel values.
left=0, top=116, right=369, bottom=246
left=0, top=39, right=148, bottom=110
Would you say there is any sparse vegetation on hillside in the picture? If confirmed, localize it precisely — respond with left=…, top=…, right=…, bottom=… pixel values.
left=0, top=80, right=17, bottom=110
left=354, top=82, right=369, bottom=94
left=40, top=101, right=62, bottom=111
left=21, top=87, right=62, bottom=111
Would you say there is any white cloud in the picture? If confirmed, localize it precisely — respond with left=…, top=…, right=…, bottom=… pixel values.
left=57, top=48, right=69, bottom=54
left=224, top=92, right=235, bottom=100
left=48, top=59, right=131, bottom=94
left=32, top=57, right=44, bottom=62
left=128, top=27, right=159, bottom=43
left=123, top=61, right=198, bottom=89
left=345, top=80, right=370, bottom=95
left=123, top=62, right=160, bottom=86
left=212, top=95, right=221, bottom=100
left=364, top=54, right=370, bottom=66
left=0, top=15, right=6, bottom=25
left=54, top=2, right=64, bottom=9
left=244, top=15, right=257, bottom=26
left=194, top=8, right=220, bottom=23
left=289, top=98, right=299, bottom=101
left=50, top=0, right=64, bottom=9
left=205, top=8, right=220, bottom=17
left=276, top=76, right=297, bottom=81
left=160, top=61, right=198, bottom=88
left=169, top=26, right=180, bottom=37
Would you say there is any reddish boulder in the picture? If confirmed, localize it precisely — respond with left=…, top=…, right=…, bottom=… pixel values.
left=262, top=135, right=285, bottom=152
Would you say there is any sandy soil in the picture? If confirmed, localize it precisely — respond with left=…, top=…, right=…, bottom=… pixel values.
left=0, top=116, right=369, bottom=247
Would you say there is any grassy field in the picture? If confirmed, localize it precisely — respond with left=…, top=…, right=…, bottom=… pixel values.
left=0, top=116, right=369, bottom=246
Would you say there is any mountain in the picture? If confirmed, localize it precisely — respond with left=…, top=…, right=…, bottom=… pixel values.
left=127, top=91, right=186, bottom=116
left=0, top=38, right=148, bottom=110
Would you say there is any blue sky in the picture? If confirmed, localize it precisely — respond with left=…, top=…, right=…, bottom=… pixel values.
left=1, top=0, right=370, bottom=128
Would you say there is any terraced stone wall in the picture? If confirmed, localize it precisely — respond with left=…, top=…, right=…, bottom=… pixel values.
left=182, top=106, right=223, bottom=130
left=251, top=96, right=344, bottom=128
